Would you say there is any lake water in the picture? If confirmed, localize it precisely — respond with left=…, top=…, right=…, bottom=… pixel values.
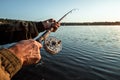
left=11, top=26, right=120, bottom=80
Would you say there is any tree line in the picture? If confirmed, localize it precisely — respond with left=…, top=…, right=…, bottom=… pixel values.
left=61, top=22, right=120, bottom=26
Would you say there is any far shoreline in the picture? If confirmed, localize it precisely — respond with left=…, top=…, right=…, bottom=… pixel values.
left=0, top=18, right=120, bottom=26
left=61, top=22, right=120, bottom=26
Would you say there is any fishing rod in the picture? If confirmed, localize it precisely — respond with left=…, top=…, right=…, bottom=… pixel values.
left=36, top=9, right=77, bottom=54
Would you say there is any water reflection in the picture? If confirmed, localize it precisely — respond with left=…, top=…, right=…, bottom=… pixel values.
left=11, top=26, right=120, bottom=80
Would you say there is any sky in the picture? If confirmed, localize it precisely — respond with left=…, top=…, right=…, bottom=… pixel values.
left=1, top=0, right=120, bottom=22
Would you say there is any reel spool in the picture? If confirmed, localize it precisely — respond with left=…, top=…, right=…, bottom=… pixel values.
left=44, top=36, right=62, bottom=54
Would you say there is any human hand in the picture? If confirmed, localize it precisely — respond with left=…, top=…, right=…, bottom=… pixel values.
left=42, top=18, right=60, bottom=32
left=8, top=39, right=42, bottom=65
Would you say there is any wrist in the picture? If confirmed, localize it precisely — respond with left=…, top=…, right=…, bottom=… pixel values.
left=0, top=48, right=22, bottom=77
left=36, top=22, right=46, bottom=32
left=8, top=47, right=24, bottom=65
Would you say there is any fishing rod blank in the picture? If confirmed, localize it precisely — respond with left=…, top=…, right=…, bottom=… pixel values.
left=36, top=9, right=77, bottom=54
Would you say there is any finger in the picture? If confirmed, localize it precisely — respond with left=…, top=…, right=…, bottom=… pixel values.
left=26, top=39, right=42, bottom=48
left=31, top=43, right=41, bottom=55
left=29, top=53, right=41, bottom=64
left=53, top=22, right=59, bottom=27
left=49, top=18, right=56, bottom=23
left=25, top=45, right=41, bottom=65
left=57, top=22, right=60, bottom=27
left=34, top=40, right=42, bottom=49
left=22, top=39, right=42, bottom=51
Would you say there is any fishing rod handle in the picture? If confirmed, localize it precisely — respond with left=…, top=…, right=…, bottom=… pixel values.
left=36, top=27, right=54, bottom=43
